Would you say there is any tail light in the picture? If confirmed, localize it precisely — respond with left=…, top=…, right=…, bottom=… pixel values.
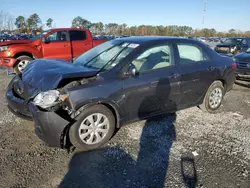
left=232, top=63, right=237, bottom=69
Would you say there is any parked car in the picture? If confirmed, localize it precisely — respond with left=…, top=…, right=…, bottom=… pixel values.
left=214, top=38, right=250, bottom=56
left=233, top=47, right=250, bottom=78
left=0, top=28, right=106, bottom=74
left=6, top=36, right=236, bottom=151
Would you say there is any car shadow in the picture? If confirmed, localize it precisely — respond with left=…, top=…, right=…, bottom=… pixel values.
left=181, top=156, right=198, bottom=188
left=59, top=113, right=176, bottom=188
left=60, top=76, right=180, bottom=187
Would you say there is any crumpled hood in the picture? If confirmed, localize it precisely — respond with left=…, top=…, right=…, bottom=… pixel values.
left=0, top=40, right=32, bottom=46
left=22, top=59, right=98, bottom=92
left=234, top=52, right=250, bottom=62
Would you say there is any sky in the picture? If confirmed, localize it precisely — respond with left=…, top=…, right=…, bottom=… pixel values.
left=1, top=0, right=250, bottom=31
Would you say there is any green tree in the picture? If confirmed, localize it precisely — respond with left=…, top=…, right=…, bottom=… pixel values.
left=46, top=18, right=53, bottom=28
left=72, top=16, right=91, bottom=29
left=27, top=13, right=42, bottom=31
left=15, top=16, right=26, bottom=32
left=93, top=22, right=104, bottom=34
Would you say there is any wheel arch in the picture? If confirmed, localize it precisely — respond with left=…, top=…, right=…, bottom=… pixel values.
left=198, top=79, right=226, bottom=105
left=73, top=100, right=121, bottom=128
left=13, top=52, right=35, bottom=59
left=13, top=52, right=35, bottom=67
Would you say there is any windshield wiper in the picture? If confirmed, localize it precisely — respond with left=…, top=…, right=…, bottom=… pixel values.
left=98, top=43, right=129, bottom=73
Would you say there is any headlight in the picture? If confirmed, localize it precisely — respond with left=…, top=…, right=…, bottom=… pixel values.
left=33, top=90, right=67, bottom=109
left=0, top=46, right=8, bottom=52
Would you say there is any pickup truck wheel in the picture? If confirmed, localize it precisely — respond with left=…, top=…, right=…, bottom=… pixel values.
left=14, top=56, right=33, bottom=74
left=69, top=105, right=116, bottom=151
left=199, top=81, right=224, bottom=113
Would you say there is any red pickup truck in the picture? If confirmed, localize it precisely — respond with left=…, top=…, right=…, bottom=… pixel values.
left=0, top=28, right=106, bottom=74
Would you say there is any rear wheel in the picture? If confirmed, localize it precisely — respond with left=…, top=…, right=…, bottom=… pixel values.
left=69, top=105, right=116, bottom=151
left=14, top=56, right=33, bottom=74
left=199, top=81, right=224, bottom=113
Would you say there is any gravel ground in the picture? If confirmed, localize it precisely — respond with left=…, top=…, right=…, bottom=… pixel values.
left=0, top=67, right=250, bottom=188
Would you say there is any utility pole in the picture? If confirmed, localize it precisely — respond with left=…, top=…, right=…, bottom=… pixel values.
left=202, top=0, right=207, bottom=24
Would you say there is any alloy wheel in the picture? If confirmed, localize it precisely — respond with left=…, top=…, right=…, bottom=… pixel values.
left=208, top=87, right=223, bottom=109
left=17, top=60, right=30, bottom=73
left=78, top=113, right=109, bottom=145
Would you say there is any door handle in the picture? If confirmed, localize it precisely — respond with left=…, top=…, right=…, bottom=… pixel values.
left=168, top=73, right=180, bottom=79
left=64, top=44, right=68, bottom=47
left=207, top=66, right=215, bottom=71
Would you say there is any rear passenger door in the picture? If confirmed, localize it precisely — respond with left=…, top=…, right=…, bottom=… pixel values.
left=69, top=30, right=93, bottom=58
left=176, top=43, right=216, bottom=108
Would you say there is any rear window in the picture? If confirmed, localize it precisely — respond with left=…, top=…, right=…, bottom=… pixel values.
left=70, top=30, right=87, bottom=41
left=177, top=44, right=209, bottom=64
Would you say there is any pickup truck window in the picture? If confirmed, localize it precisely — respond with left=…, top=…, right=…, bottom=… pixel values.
left=45, top=31, right=67, bottom=42
left=69, top=30, right=87, bottom=41
left=31, top=30, right=50, bottom=41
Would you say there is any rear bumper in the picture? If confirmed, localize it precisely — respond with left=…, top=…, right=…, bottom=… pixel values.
left=29, top=103, right=70, bottom=148
left=0, top=57, right=16, bottom=67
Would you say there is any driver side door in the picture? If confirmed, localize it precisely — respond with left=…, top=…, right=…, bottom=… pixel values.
left=41, top=30, right=72, bottom=61
left=121, top=43, right=181, bottom=122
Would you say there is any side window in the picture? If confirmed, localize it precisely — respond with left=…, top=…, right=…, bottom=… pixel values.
left=132, top=45, right=174, bottom=73
left=70, top=30, right=87, bottom=41
left=45, top=31, right=67, bottom=42
left=242, top=39, right=247, bottom=45
left=177, top=44, right=208, bottom=64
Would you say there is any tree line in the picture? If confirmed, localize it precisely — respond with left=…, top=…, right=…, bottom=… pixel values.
left=72, top=16, right=250, bottom=37
left=1, top=11, right=250, bottom=37
left=0, top=11, right=53, bottom=34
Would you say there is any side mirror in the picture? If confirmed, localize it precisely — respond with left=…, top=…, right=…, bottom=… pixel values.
left=127, top=64, right=138, bottom=77
left=42, top=37, right=50, bottom=44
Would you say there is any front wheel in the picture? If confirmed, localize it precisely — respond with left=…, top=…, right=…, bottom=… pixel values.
left=199, top=81, right=225, bottom=113
left=69, top=104, right=116, bottom=151
left=14, top=56, right=33, bottom=74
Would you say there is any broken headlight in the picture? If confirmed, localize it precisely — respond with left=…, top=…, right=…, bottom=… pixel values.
left=33, top=90, right=67, bottom=109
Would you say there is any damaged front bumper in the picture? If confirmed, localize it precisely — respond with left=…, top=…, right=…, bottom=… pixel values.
left=28, top=103, right=71, bottom=148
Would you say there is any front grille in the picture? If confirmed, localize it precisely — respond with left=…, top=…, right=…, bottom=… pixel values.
left=237, top=61, right=250, bottom=69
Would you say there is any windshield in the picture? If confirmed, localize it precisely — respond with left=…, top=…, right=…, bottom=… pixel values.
left=74, top=41, right=139, bottom=71
left=30, top=30, right=51, bottom=41
left=223, top=38, right=242, bottom=45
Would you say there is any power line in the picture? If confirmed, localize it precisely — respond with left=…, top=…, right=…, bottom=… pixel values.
left=202, top=0, right=207, bottom=24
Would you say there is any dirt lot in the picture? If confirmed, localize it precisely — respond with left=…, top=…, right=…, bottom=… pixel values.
left=0, top=67, right=250, bottom=188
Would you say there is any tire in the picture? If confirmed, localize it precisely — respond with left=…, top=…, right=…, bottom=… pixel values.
left=199, top=81, right=224, bottom=113
left=69, top=104, right=116, bottom=151
left=14, top=56, right=33, bottom=74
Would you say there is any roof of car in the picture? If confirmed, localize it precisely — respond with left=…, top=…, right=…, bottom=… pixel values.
left=115, top=36, right=188, bottom=44
left=50, top=28, right=89, bottom=32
